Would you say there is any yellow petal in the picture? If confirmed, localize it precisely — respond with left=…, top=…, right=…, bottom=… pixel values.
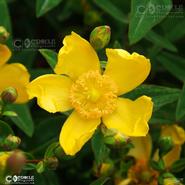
left=0, top=44, right=11, bottom=66
left=0, top=152, right=11, bottom=168
left=128, top=135, right=152, bottom=161
left=154, top=145, right=181, bottom=168
left=104, top=49, right=151, bottom=95
left=161, top=124, right=185, bottom=145
left=164, top=145, right=181, bottom=168
left=60, top=111, right=101, bottom=155
left=103, top=96, right=153, bottom=136
left=0, top=63, right=30, bottom=103
left=27, top=74, right=73, bottom=113
left=54, top=32, right=100, bottom=80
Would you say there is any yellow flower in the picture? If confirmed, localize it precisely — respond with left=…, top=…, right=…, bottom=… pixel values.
left=0, top=44, right=30, bottom=103
left=0, top=152, right=10, bottom=170
left=122, top=135, right=159, bottom=185
left=27, top=32, right=153, bottom=155
left=159, top=124, right=185, bottom=168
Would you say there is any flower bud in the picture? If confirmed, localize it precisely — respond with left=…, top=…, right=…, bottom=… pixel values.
left=0, top=26, right=9, bottom=43
left=163, top=173, right=182, bottom=185
left=2, top=135, right=21, bottom=150
left=158, top=136, right=173, bottom=157
left=103, top=129, right=129, bottom=147
left=93, top=161, right=113, bottom=177
left=90, top=25, right=111, bottom=50
left=1, top=87, right=18, bottom=104
left=6, top=150, right=26, bottom=174
left=44, top=157, right=59, bottom=170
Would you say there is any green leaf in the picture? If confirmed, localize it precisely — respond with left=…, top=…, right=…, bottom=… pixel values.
left=39, top=49, right=57, bottom=70
left=150, top=102, right=176, bottom=124
left=33, top=171, right=60, bottom=185
left=0, top=0, right=11, bottom=31
left=90, top=176, right=110, bottom=185
left=6, top=104, right=34, bottom=137
left=124, top=85, right=180, bottom=111
left=0, top=120, right=14, bottom=142
left=2, top=111, right=17, bottom=117
left=36, top=0, right=63, bottom=17
left=91, top=129, right=110, bottom=166
left=0, top=0, right=12, bottom=46
left=93, top=0, right=128, bottom=23
left=29, top=115, right=65, bottom=155
left=171, top=158, right=185, bottom=173
left=145, top=30, right=177, bottom=52
left=23, top=163, right=37, bottom=171
left=129, top=0, right=172, bottom=44
left=36, top=161, right=46, bottom=174
left=157, top=52, right=185, bottom=81
left=176, top=83, right=185, bottom=120
left=44, top=142, right=59, bottom=158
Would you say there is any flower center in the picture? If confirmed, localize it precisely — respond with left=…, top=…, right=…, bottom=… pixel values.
left=69, top=70, right=118, bottom=119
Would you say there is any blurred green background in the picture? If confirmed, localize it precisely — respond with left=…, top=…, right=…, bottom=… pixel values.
left=1, top=0, right=185, bottom=184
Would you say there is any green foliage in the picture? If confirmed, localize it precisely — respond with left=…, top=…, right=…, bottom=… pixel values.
left=36, top=0, right=63, bottom=17
left=0, top=120, right=14, bottom=142
left=6, top=104, right=34, bottom=137
left=91, top=129, right=110, bottom=166
left=90, top=176, right=111, bottom=185
left=93, top=0, right=128, bottom=24
left=129, top=0, right=172, bottom=44
left=176, top=83, right=185, bottom=120
left=1, top=0, right=185, bottom=184
left=39, top=49, right=57, bottom=70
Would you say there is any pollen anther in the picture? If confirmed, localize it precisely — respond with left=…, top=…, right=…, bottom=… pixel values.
left=69, top=70, right=118, bottom=119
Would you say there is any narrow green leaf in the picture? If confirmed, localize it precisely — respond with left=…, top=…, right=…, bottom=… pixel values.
left=23, top=163, right=37, bottom=171
left=90, top=176, right=110, bottom=185
left=150, top=103, right=176, bottom=124
left=91, top=129, right=110, bottom=166
left=6, top=104, right=34, bottom=137
left=129, top=0, right=172, bottom=44
left=93, top=0, right=128, bottom=23
left=124, top=85, right=180, bottom=111
left=145, top=30, right=177, bottom=52
left=44, top=142, right=59, bottom=158
left=0, top=0, right=11, bottom=31
left=0, top=120, right=14, bottom=142
left=176, top=83, right=185, bottom=120
left=171, top=158, right=185, bottom=173
left=0, top=0, right=12, bottom=47
left=36, top=0, right=63, bottom=17
left=29, top=115, right=65, bottom=155
left=157, top=52, right=185, bottom=81
left=39, top=49, right=57, bottom=70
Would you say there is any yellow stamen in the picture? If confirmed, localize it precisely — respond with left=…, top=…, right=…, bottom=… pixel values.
left=69, top=70, right=118, bottom=119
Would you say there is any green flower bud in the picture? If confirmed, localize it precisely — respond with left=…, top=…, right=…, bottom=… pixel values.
left=1, top=87, right=18, bottom=104
left=158, top=136, right=173, bottom=157
left=2, top=135, right=21, bottom=150
left=44, top=157, right=59, bottom=170
left=104, top=130, right=129, bottom=147
left=93, top=161, right=113, bottom=177
left=90, top=25, right=111, bottom=50
left=6, top=150, right=26, bottom=174
left=0, top=26, right=9, bottom=43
